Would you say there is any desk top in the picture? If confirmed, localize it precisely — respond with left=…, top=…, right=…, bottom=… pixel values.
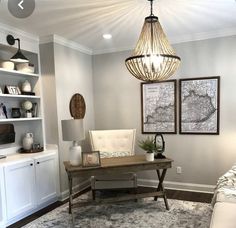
left=64, top=155, right=173, bottom=177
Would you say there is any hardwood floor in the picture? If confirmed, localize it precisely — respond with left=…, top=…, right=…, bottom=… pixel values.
left=7, top=187, right=213, bottom=228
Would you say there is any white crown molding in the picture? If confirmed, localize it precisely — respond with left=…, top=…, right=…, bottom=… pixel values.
left=138, top=178, right=215, bottom=193
left=93, top=27, right=236, bottom=55
left=0, top=22, right=39, bottom=42
left=39, top=34, right=93, bottom=55
left=93, top=46, right=134, bottom=55
left=170, top=27, right=236, bottom=45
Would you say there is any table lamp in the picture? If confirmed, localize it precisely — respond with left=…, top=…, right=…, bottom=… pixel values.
left=61, top=119, right=85, bottom=166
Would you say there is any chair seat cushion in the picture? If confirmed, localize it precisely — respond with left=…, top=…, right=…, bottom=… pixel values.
left=100, top=151, right=132, bottom=158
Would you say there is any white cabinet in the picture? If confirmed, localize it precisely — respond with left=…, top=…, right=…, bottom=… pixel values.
left=0, top=148, right=59, bottom=227
left=4, top=159, right=35, bottom=220
left=35, top=155, right=58, bottom=205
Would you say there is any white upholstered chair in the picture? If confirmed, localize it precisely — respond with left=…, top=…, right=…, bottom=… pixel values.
left=89, top=129, right=137, bottom=199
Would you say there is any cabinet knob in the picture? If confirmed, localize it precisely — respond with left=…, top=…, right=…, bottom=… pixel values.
left=37, top=162, right=40, bottom=164
left=30, top=163, right=33, bottom=166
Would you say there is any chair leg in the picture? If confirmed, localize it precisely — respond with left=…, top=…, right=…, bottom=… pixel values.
left=92, top=189, right=96, bottom=200
left=134, top=187, right=138, bottom=202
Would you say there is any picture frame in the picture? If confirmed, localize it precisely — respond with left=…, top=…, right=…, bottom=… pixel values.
left=82, top=151, right=101, bottom=167
left=179, top=76, right=220, bottom=135
left=141, top=80, right=177, bottom=134
left=4, top=85, right=21, bottom=95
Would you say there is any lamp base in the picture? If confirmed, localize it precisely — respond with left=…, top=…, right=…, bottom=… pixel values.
left=69, top=144, right=82, bottom=166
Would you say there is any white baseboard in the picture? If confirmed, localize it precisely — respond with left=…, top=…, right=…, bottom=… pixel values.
left=59, top=179, right=90, bottom=201
left=138, top=179, right=215, bottom=194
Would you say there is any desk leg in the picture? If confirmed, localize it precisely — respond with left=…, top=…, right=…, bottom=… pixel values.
left=68, top=174, right=73, bottom=214
left=154, top=169, right=169, bottom=210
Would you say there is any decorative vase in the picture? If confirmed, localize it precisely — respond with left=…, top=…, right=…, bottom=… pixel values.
left=22, top=133, right=34, bottom=150
left=146, top=152, right=154, bottom=162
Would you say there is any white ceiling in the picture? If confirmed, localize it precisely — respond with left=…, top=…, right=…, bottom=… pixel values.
left=0, top=0, right=236, bottom=53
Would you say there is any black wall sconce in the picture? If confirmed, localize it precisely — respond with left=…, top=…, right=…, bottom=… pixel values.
left=6, top=35, right=29, bottom=63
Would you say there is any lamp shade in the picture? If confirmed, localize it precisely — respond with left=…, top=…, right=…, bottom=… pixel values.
left=61, top=119, right=85, bottom=142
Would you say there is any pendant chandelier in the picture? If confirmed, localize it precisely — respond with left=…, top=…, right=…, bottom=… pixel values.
left=125, top=0, right=181, bottom=82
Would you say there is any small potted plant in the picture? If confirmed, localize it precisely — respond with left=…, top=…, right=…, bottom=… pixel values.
left=138, top=137, right=156, bottom=161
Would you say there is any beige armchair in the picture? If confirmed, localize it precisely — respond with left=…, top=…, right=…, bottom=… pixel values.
left=89, top=129, right=137, bottom=199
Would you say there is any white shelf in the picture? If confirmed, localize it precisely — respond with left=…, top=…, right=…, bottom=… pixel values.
left=0, top=118, right=42, bottom=123
left=0, top=68, right=39, bottom=78
left=0, top=94, right=40, bottom=99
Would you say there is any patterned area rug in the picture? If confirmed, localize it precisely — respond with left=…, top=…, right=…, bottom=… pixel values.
left=23, top=194, right=212, bottom=228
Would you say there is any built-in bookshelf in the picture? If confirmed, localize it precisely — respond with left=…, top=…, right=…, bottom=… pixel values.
left=0, top=44, right=44, bottom=153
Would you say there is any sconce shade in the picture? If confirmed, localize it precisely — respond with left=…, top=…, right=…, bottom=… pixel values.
left=125, top=1, right=181, bottom=82
left=10, top=50, right=29, bottom=63
left=61, top=119, right=85, bottom=142
left=6, top=35, right=29, bottom=63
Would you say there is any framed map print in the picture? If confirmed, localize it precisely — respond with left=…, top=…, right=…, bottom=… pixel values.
left=141, top=80, right=177, bottom=134
left=179, top=76, right=220, bottom=134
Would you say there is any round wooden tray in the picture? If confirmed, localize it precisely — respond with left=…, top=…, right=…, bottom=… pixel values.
left=69, top=93, right=86, bottom=119
left=18, top=147, right=44, bottom=153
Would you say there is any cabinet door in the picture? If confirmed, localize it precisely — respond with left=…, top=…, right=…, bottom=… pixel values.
left=4, top=160, right=35, bottom=220
left=35, top=155, right=58, bottom=205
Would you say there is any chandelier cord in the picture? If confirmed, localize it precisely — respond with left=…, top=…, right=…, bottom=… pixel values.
left=150, top=0, right=154, bottom=16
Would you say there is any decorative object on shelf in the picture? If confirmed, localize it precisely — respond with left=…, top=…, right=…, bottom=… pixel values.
left=0, top=103, right=8, bottom=119
left=33, top=143, right=41, bottom=150
left=21, top=80, right=31, bottom=92
left=154, top=133, right=166, bottom=159
left=6, top=35, right=29, bottom=63
left=21, top=100, right=33, bottom=118
left=16, top=63, right=35, bottom=73
left=32, top=102, right=38, bottom=117
left=11, top=108, right=21, bottom=118
left=70, top=93, right=86, bottom=119
left=0, top=124, right=15, bottom=144
left=82, top=151, right=101, bottom=167
left=141, top=80, right=177, bottom=134
left=125, top=0, right=181, bottom=82
left=22, top=132, right=34, bottom=150
left=179, top=76, right=220, bottom=135
left=0, top=87, right=2, bottom=94
left=61, top=119, right=85, bottom=166
left=4, top=85, right=21, bottom=95
left=0, top=61, right=14, bottom=70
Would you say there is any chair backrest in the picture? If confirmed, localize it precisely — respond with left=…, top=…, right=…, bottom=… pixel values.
left=89, top=129, right=136, bottom=158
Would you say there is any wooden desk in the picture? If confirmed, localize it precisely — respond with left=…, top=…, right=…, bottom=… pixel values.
left=64, top=155, right=173, bottom=214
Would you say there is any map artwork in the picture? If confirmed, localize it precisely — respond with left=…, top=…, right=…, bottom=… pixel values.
left=142, top=81, right=176, bottom=133
left=180, top=77, right=220, bottom=134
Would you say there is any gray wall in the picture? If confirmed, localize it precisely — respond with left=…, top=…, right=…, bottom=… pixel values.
left=40, top=42, right=95, bottom=193
left=92, top=35, right=236, bottom=188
